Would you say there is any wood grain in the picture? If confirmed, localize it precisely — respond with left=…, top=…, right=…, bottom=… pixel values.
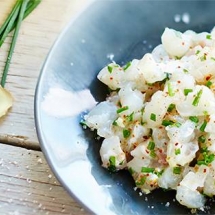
left=0, top=142, right=89, bottom=215
left=0, top=0, right=88, bottom=149
left=0, top=1, right=92, bottom=214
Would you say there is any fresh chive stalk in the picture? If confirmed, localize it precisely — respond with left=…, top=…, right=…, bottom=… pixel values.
left=199, top=120, right=207, bottom=132
left=1, top=0, right=29, bottom=87
left=0, top=0, right=41, bottom=46
left=0, top=0, right=21, bottom=37
left=0, top=0, right=41, bottom=87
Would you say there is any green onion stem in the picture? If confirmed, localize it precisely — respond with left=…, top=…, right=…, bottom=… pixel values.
left=1, top=0, right=29, bottom=87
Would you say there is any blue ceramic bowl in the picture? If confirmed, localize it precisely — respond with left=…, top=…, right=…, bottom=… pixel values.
left=35, top=1, right=215, bottom=214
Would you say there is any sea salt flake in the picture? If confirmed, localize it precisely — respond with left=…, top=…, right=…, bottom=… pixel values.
left=182, top=13, right=190, bottom=24
left=174, top=14, right=181, bottom=22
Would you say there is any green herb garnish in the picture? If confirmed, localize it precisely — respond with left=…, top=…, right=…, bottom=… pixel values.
left=189, top=116, right=199, bottom=123
left=167, top=103, right=175, bottom=112
left=123, top=129, right=131, bottom=138
left=135, top=176, right=146, bottom=186
left=198, top=135, right=206, bottom=143
left=206, top=34, right=212, bottom=40
left=206, top=80, right=213, bottom=88
left=173, top=167, right=181, bottom=174
left=107, top=65, right=113, bottom=73
left=200, top=120, right=207, bottom=132
left=141, top=167, right=155, bottom=173
left=117, top=106, right=129, bottom=114
left=192, top=89, right=203, bottom=106
left=108, top=156, right=116, bottom=172
left=184, top=88, right=193, bottom=96
left=147, top=141, right=155, bottom=150
left=167, top=82, right=175, bottom=96
left=175, top=148, right=181, bottom=155
left=123, top=61, right=131, bottom=71
left=162, top=120, right=174, bottom=126
left=150, top=113, right=156, bottom=121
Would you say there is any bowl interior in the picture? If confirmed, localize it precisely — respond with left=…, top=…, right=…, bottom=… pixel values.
left=35, top=1, right=215, bottom=214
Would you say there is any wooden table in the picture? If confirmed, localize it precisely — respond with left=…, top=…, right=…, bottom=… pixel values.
left=0, top=1, right=90, bottom=214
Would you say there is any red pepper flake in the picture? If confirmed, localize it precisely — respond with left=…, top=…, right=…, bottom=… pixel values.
left=206, top=75, right=212, bottom=81
left=182, top=42, right=185, bottom=45
left=175, top=142, right=179, bottom=146
left=204, top=168, right=207, bottom=173
left=110, top=77, right=113, bottom=80
left=177, top=80, right=181, bottom=84
left=145, top=149, right=149, bottom=154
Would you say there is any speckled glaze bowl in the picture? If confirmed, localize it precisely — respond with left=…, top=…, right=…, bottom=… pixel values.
left=35, top=1, right=215, bottom=214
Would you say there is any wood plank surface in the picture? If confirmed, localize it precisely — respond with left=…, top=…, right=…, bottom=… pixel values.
left=0, top=1, right=92, bottom=214
left=0, top=0, right=88, bottom=149
left=0, top=142, right=89, bottom=215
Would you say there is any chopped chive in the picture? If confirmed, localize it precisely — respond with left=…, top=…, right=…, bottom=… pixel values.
left=173, top=167, right=181, bottom=174
left=198, top=135, right=206, bottom=143
left=200, top=120, right=207, bottom=132
left=206, top=34, right=212, bottom=40
left=192, top=89, right=203, bottom=106
left=189, top=116, right=199, bottom=123
left=112, top=120, right=118, bottom=126
left=108, top=156, right=116, bottom=172
left=147, top=141, right=155, bottom=150
left=174, top=122, right=181, bottom=127
left=128, top=167, right=135, bottom=175
left=141, top=167, right=155, bottom=173
left=123, top=61, right=131, bottom=71
left=167, top=103, right=175, bottom=112
left=200, top=54, right=207, bottom=61
left=167, top=82, right=175, bottom=97
left=197, top=160, right=206, bottom=165
left=183, top=69, right=189, bottom=73
left=206, top=80, right=213, bottom=88
left=211, top=57, right=215, bottom=61
left=117, top=106, right=129, bottom=114
left=162, top=120, right=174, bottom=126
left=123, top=129, right=131, bottom=138
left=107, top=65, right=113, bottom=73
left=175, top=56, right=181, bottom=60
left=175, top=148, right=181, bottom=155
left=135, top=176, right=146, bottom=186
left=184, top=88, right=193, bottom=96
left=196, top=50, right=200, bottom=55
left=205, top=154, right=215, bottom=165
left=150, top=150, right=157, bottom=158
left=150, top=113, right=156, bottom=121
left=127, top=112, right=134, bottom=122
left=155, top=169, right=164, bottom=177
